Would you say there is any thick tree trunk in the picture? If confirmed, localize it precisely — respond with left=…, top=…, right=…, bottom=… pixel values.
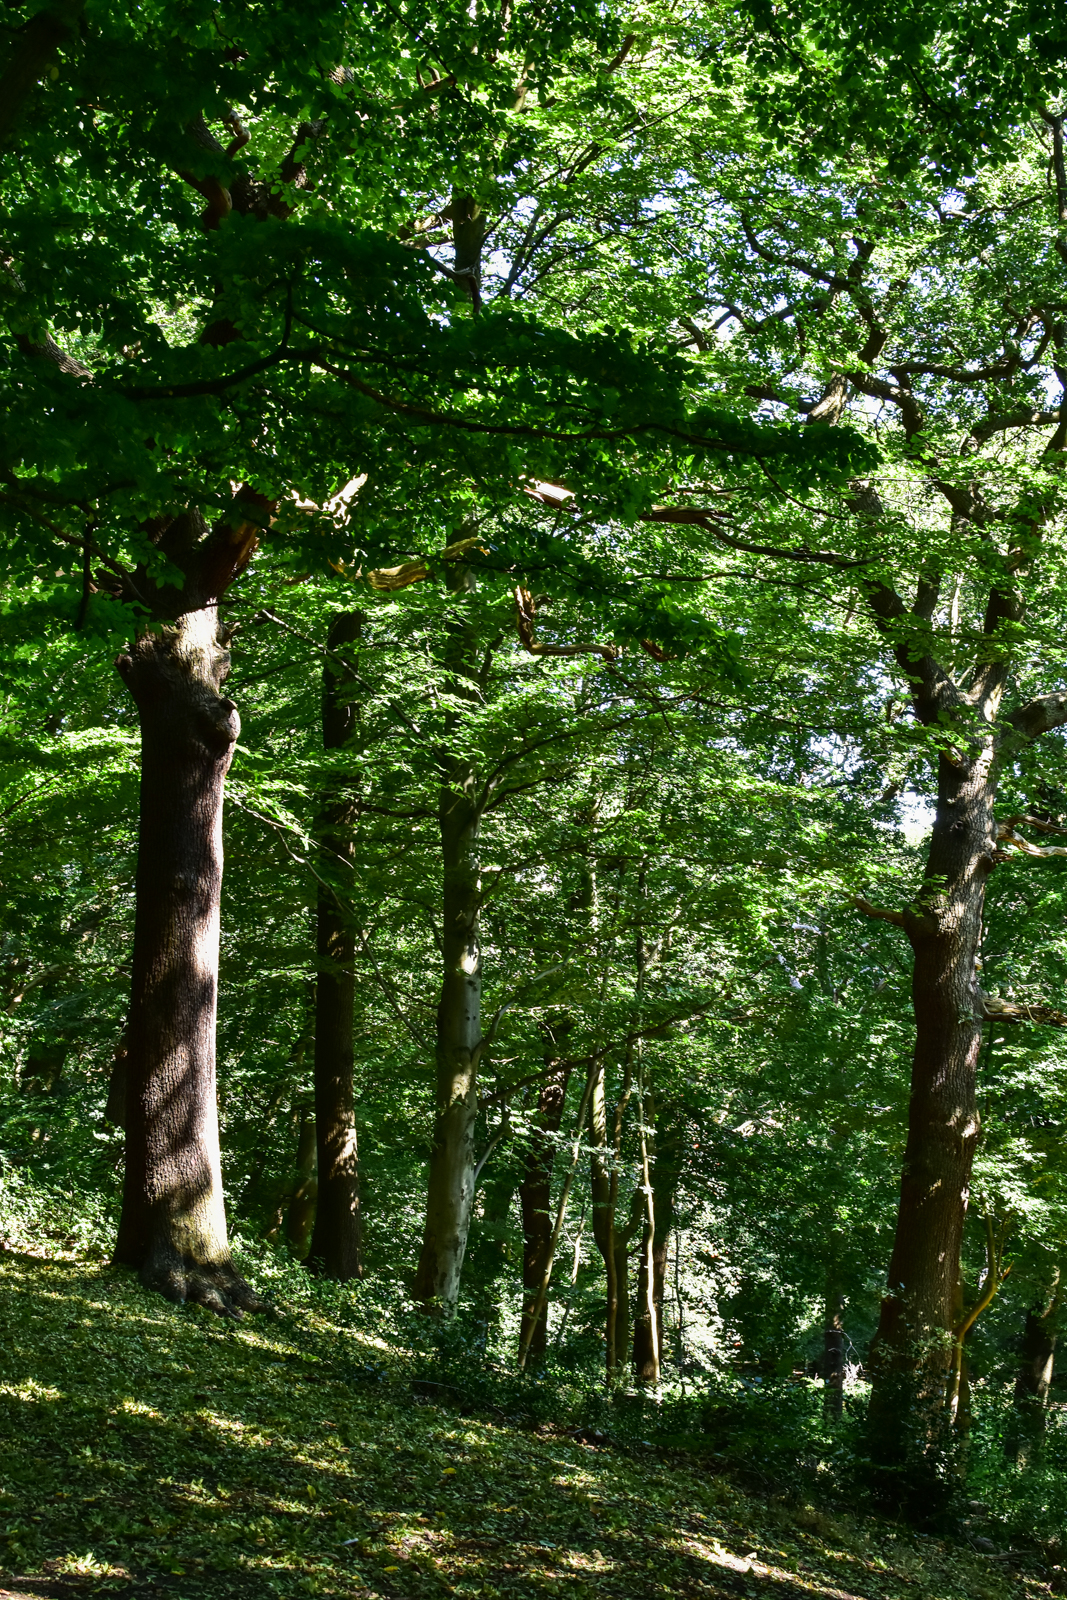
left=113, top=610, right=260, bottom=1314
left=867, top=746, right=993, bottom=1475
left=414, top=568, right=483, bottom=1310
left=307, top=612, right=363, bottom=1281
left=519, top=1062, right=572, bottom=1362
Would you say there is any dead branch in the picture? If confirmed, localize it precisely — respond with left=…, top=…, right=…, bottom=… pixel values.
left=514, top=586, right=616, bottom=662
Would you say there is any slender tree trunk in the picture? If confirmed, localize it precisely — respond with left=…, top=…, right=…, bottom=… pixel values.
left=613, top=1225, right=633, bottom=1371
left=866, top=746, right=993, bottom=1473
left=634, top=1103, right=682, bottom=1385
left=822, top=1280, right=846, bottom=1421
left=113, top=609, right=260, bottom=1314
left=414, top=565, right=483, bottom=1310
left=589, top=1060, right=616, bottom=1370
left=307, top=612, right=363, bottom=1280
left=285, top=1106, right=318, bottom=1260
left=466, top=1165, right=515, bottom=1348
left=411, top=187, right=487, bottom=1310
left=519, top=1061, right=572, bottom=1362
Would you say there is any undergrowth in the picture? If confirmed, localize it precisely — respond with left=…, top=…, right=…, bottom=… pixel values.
left=0, top=1174, right=1063, bottom=1599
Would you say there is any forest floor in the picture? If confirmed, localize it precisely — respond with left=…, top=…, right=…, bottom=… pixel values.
left=0, top=1251, right=1056, bottom=1600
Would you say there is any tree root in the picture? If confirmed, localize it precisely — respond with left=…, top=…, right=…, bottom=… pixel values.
left=139, top=1247, right=269, bottom=1318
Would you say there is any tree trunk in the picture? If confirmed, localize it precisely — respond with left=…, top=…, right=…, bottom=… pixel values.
left=519, top=1062, right=572, bottom=1362
left=634, top=1104, right=682, bottom=1385
left=285, top=1106, right=318, bottom=1260
left=866, top=746, right=993, bottom=1475
left=613, top=1227, right=632, bottom=1371
left=589, top=1060, right=617, bottom=1371
left=465, top=1164, right=515, bottom=1347
left=822, top=1282, right=846, bottom=1421
left=113, top=609, right=260, bottom=1315
left=307, top=611, right=363, bottom=1281
left=413, top=565, right=483, bottom=1310
left=1008, top=1276, right=1060, bottom=1464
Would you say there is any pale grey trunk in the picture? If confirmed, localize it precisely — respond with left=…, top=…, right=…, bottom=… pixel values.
left=413, top=566, right=483, bottom=1309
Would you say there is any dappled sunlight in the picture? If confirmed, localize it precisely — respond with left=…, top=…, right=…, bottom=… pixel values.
left=0, top=1257, right=1029, bottom=1600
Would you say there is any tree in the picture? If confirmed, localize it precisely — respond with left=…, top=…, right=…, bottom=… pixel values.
left=306, top=611, right=363, bottom=1280
left=9, top=0, right=835, bottom=1308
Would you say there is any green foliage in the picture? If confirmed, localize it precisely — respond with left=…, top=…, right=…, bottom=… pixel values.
left=0, top=1251, right=1035, bottom=1597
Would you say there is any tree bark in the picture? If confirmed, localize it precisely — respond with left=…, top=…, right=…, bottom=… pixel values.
left=1008, top=1273, right=1060, bottom=1463
left=307, top=611, right=363, bottom=1281
left=866, top=744, right=993, bottom=1472
left=113, top=608, right=260, bottom=1314
left=285, top=1105, right=318, bottom=1260
left=519, top=1060, right=572, bottom=1362
left=822, top=1281, right=846, bottom=1421
left=589, top=1059, right=617, bottom=1369
left=634, top=1102, right=682, bottom=1384
left=413, top=565, right=483, bottom=1310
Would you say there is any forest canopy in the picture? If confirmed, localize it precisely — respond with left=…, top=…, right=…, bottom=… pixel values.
left=4, top=0, right=1067, bottom=1566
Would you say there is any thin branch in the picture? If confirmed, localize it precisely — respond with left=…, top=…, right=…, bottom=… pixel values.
left=853, top=896, right=907, bottom=929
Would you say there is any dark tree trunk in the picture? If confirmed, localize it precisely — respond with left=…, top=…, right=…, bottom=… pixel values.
left=465, top=1165, right=515, bottom=1344
left=307, top=612, right=363, bottom=1281
left=414, top=565, right=483, bottom=1310
left=867, top=746, right=993, bottom=1473
left=1008, top=1281, right=1060, bottom=1463
left=634, top=1108, right=682, bottom=1384
left=590, top=1053, right=642, bottom=1378
left=519, top=1062, right=572, bottom=1362
left=613, top=1228, right=633, bottom=1370
left=113, top=609, right=260, bottom=1314
left=286, top=1106, right=318, bottom=1260
left=1016, top=1306, right=1058, bottom=1406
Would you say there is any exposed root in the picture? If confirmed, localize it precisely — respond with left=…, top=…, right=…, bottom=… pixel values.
left=139, top=1248, right=269, bottom=1318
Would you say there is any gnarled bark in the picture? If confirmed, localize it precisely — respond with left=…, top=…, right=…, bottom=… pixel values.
left=866, top=745, right=993, bottom=1471
left=113, top=608, right=261, bottom=1315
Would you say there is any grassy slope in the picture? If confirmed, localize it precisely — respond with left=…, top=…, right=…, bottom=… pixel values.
left=0, top=1255, right=1048, bottom=1600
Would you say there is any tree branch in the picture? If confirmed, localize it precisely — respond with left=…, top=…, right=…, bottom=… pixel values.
left=514, top=586, right=616, bottom=662
left=981, top=995, right=1067, bottom=1026
left=1003, top=691, right=1067, bottom=746
left=853, top=896, right=906, bottom=929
